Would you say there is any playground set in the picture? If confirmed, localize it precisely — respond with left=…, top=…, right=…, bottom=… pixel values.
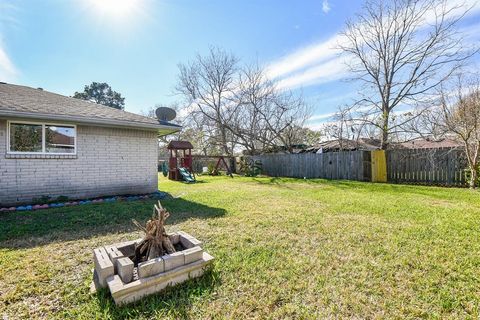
left=167, top=141, right=196, bottom=183
left=191, top=155, right=233, bottom=178
left=165, top=140, right=233, bottom=183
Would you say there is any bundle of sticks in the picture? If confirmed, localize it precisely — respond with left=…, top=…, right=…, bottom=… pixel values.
left=132, top=201, right=176, bottom=264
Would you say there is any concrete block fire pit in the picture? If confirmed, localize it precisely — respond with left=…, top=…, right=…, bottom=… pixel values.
left=92, top=231, right=214, bottom=306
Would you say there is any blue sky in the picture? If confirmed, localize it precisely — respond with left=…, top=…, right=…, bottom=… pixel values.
left=0, top=0, right=479, bottom=130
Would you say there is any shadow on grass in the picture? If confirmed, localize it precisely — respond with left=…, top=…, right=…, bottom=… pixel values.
left=251, top=177, right=295, bottom=189
left=93, top=267, right=219, bottom=319
left=321, top=179, right=471, bottom=198
left=169, top=179, right=209, bottom=184
left=0, top=197, right=226, bottom=249
left=191, top=178, right=209, bottom=183
left=251, top=176, right=368, bottom=190
left=250, top=176, right=474, bottom=200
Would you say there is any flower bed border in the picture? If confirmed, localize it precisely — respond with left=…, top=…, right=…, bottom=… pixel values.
left=0, top=191, right=171, bottom=212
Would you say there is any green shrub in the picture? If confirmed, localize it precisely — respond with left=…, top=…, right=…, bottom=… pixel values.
left=56, top=195, right=69, bottom=203
left=239, top=158, right=262, bottom=177
left=207, top=163, right=221, bottom=176
left=32, top=195, right=69, bottom=204
left=32, top=195, right=51, bottom=205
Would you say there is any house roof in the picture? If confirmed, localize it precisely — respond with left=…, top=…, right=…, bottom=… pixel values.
left=303, top=138, right=381, bottom=153
left=394, top=138, right=462, bottom=149
left=321, top=138, right=380, bottom=151
left=167, top=140, right=193, bottom=150
left=302, top=137, right=463, bottom=153
left=0, top=83, right=181, bottom=133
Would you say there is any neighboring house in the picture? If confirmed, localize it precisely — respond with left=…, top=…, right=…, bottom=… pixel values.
left=0, top=83, right=181, bottom=205
left=301, top=137, right=462, bottom=153
left=393, top=138, right=462, bottom=149
left=244, top=144, right=310, bottom=155
left=302, top=138, right=381, bottom=153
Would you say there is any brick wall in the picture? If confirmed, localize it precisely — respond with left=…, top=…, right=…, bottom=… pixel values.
left=0, top=119, right=159, bottom=205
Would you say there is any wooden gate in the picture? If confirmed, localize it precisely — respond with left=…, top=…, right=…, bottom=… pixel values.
left=371, top=150, right=387, bottom=182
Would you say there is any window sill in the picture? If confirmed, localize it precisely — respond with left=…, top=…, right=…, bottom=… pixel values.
left=5, top=153, right=77, bottom=159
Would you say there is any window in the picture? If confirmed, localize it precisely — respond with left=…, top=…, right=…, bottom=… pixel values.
left=8, top=121, right=76, bottom=154
left=9, top=123, right=43, bottom=152
left=45, top=125, right=76, bottom=153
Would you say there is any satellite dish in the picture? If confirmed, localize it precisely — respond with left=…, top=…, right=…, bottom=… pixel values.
left=155, top=107, right=176, bottom=122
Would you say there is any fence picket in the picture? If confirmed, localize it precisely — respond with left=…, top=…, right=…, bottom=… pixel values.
left=250, top=147, right=467, bottom=187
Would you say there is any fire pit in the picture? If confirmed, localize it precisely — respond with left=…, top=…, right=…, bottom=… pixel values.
left=92, top=201, right=214, bottom=305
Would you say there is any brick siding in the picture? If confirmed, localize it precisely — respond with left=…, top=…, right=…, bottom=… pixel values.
left=0, top=119, right=158, bottom=205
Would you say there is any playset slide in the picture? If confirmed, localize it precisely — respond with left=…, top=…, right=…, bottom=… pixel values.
left=178, top=167, right=196, bottom=183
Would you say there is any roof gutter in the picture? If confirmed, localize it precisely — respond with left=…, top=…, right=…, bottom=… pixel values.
left=0, top=110, right=182, bottom=134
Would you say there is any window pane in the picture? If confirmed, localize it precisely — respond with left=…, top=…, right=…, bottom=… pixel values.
left=10, top=123, right=43, bottom=152
left=45, top=125, right=75, bottom=154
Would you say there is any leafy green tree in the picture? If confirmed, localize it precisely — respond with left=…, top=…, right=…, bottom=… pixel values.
left=73, top=82, right=125, bottom=110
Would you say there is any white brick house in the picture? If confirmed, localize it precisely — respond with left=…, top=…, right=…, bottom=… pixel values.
left=0, top=83, right=181, bottom=205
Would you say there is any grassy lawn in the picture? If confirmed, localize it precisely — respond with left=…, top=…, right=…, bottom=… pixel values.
left=1, top=175, right=480, bottom=319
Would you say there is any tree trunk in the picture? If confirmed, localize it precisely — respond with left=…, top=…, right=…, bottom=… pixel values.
left=464, top=142, right=479, bottom=189
left=380, top=110, right=390, bottom=150
left=220, top=125, right=231, bottom=156
left=469, top=167, right=478, bottom=189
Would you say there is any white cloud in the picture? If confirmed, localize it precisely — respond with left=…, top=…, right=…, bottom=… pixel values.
left=0, top=44, right=17, bottom=82
left=422, top=0, right=480, bottom=25
left=266, top=34, right=343, bottom=80
left=307, top=112, right=335, bottom=122
left=306, top=121, right=330, bottom=132
left=0, top=3, right=18, bottom=82
left=266, top=0, right=480, bottom=92
left=322, top=0, right=331, bottom=14
left=305, top=106, right=419, bottom=134
left=276, top=56, right=348, bottom=90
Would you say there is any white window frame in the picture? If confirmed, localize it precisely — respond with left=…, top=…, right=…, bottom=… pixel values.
left=7, top=120, right=77, bottom=155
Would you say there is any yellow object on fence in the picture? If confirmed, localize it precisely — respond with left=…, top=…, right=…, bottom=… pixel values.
left=371, top=150, right=387, bottom=182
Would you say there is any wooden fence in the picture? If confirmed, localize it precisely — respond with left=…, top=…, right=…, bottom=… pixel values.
left=387, top=148, right=467, bottom=186
left=251, top=151, right=371, bottom=181
left=250, top=147, right=468, bottom=187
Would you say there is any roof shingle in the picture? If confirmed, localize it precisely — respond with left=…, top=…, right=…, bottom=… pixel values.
left=0, top=83, right=180, bottom=131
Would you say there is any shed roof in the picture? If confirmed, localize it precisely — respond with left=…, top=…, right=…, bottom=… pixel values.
left=0, top=83, right=181, bottom=133
left=167, top=140, right=193, bottom=150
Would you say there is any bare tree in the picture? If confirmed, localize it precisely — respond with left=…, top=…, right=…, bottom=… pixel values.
left=175, top=47, right=240, bottom=156
left=142, top=103, right=221, bottom=155
left=438, top=74, right=480, bottom=188
left=339, top=0, right=476, bottom=149
left=176, top=49, right=311, bottom=155
left=325, top=105, right=356, bottom=148
left=400, top=105, right=445, bottom=140
left=233, top=64, right=311, bottom=154
left=283, top=126, right=322, bottom=147
left=324, top=104, right=376, bottom=149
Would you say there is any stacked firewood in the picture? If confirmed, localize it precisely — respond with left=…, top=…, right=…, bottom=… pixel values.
left=132, top=201, right=176, bottom=264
